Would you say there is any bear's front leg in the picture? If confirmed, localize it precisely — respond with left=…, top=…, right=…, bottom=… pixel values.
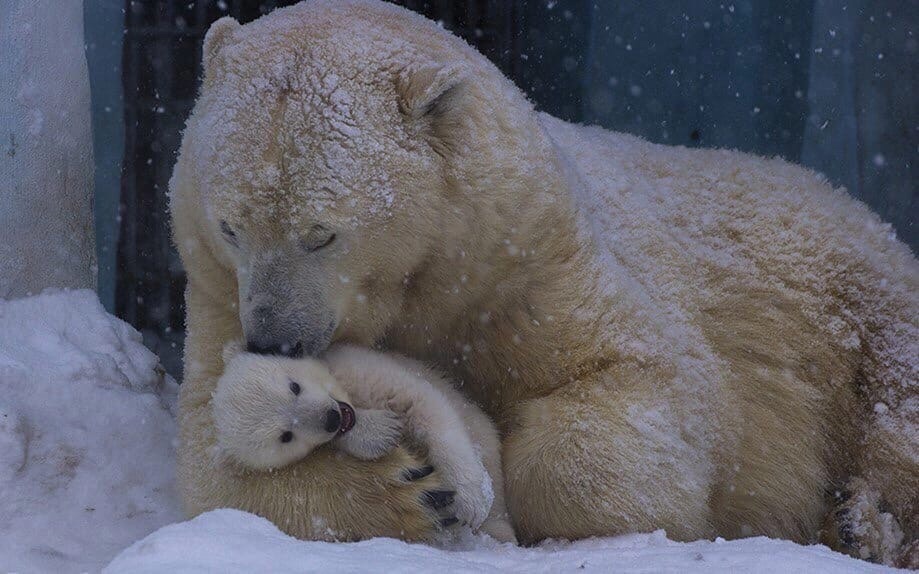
left=501, top=365, right=718, bottom=544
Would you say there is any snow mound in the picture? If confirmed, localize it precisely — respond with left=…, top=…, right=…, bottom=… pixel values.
left=106, top=509, right=897, bottom=574
left=0, top=290, right=182, bottom=573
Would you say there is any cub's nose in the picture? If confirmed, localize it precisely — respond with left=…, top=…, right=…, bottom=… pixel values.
left=245, top=340, right=304, bottom=358
left=323, top=408, right=341, bottom=433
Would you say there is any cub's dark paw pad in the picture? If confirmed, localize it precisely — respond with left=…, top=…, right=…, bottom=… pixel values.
left=403, top=465, right=435, bottom=482
left=422, top=490, right=455, bottom=510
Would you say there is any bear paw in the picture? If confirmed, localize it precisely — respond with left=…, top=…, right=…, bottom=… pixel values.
left=429, top=456, right=493, bottom=531
left=823, top=478, right=904, bottom=565
left=480, top=515, right=518, bottom=543
left=384, top=449, right=468, bottom=538
left=337, top=409, right=404, bottom=461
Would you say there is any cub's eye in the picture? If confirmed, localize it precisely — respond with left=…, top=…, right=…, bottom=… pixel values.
left=302, top=225, right=336, bottom=252
left=279, top=431, right=294, bottom=443
left=220, top=220, right=238, bottom=246
left=289, top=381, right=301, bottom=395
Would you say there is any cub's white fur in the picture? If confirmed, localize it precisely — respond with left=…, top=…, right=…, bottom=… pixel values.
left=213, top=343, right=514, bottom=542
left=215, top=343, right=403, bottom=469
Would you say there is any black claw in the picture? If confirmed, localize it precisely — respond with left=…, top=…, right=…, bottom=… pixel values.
left=837, top=522, right=857, bottom=549
left=422, top=490, right=455, bottom=510
left=440, top=516, right=458, bottom=528
left=403, top=465, right=435, bottom=482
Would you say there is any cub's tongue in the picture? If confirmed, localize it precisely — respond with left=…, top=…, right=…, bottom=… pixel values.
left=337, top=401, right=355, bottom=434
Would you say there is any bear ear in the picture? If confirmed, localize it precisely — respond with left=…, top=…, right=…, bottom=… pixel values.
left=222, top=339, right=246, bottom=365
left=396, top=62, right=467, bottom=120
left=396, top=63, right=470, bottom=155
left=202, top=16, right=240, bottom=82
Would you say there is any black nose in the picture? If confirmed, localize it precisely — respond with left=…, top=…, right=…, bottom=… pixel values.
left=323, top=408, right=341, bottom=433
left=246, top=340, right=304, bottom=358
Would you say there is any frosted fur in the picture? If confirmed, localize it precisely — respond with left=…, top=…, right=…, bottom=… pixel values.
left=171, top=0, right=917, bottom=565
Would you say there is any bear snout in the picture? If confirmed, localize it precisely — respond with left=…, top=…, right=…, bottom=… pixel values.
left=245, top=339, right=304, bottom=358
left=243, top=313, right=336, bottom=358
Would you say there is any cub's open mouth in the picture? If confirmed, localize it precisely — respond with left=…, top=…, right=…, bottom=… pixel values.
left=337, top=401, right=355, bottom=434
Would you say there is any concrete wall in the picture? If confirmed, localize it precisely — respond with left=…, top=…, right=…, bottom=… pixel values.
left=0, top=0, right=96, bottom=298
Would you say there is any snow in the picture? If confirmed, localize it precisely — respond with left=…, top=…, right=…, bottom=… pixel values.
left=0, top=290, right=904, bottom=573
left=106, top=509, right=897, bottom=574
left=0, top=290, right=182, bottom=573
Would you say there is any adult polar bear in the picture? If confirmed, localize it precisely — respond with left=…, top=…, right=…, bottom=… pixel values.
left=171, top=0, right=918, bottom=563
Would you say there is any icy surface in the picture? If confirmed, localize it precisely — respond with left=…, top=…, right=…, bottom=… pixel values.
left=0, top=290, right=182, bottom=573
left=106, top=509, right=897, bottom=574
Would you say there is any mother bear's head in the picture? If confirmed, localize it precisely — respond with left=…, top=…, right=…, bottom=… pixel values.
left=186, top=1, right=558, bottom=357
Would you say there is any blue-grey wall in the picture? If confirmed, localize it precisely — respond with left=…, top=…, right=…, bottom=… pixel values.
left=581, top=1, right=916, bottom=250
left=84, top=0, right=125, bottom=311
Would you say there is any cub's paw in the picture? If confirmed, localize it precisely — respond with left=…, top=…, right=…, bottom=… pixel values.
left=350, top=447, right=464, bottom=541
left=337, top=409, right=404, bottom=461
left=433, top=458, right=492, bottom=531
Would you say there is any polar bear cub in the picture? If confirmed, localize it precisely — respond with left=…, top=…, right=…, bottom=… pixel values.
left=214, top=343, right=515, bottom=542
left=215, top=344, right=404, bottom=469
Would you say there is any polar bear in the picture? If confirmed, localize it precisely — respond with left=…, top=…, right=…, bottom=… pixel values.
left=214, top=344, right=405, bottom=468
left=171, top=0, right=917, bottom=565
left=212, top=343, right=515, bottom=541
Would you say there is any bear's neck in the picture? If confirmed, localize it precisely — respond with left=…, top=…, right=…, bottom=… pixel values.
left=382, top=124, right=608, bottom=420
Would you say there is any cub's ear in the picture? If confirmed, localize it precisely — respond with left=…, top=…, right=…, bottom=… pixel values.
left=222, top=339, right=246, bottom=366
left=396, top=63, right=469, bottom=155
left=202, top=16, right=240, bottom=83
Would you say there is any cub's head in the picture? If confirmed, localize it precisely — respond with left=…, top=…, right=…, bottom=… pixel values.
left=187, top=3, right=523, bottom=358
left=213, top=342, right=356, bottom=470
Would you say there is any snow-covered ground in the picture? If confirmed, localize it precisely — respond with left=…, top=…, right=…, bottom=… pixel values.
left=106, top=509, right=895, bottom=574
left=0, top=290, right=181, bottom=573
left=0, top=290, right=902, bottom=572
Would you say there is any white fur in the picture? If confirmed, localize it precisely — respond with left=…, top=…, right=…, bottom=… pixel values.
left=172, top=0, right=916, bottom=561
left=213, top=343, right=513, bottom=540
left=215, top=343, right=404, bottom=468
left=324, top=346, right=501, bottom=533
left=213, top=347, right=345, bottom=470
